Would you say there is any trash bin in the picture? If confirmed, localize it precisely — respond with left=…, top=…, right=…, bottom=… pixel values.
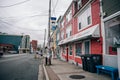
left=86, top=54, right=102, bottom=73
left=81, top=55, right=88, bottom=71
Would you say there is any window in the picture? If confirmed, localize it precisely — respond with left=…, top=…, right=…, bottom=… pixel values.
left=57, top=33, right=60, bottom=41
left=66, top=9, right=72, bottom=22
left=79, top=22, right=81, bottom=30
left=61, top=20, right=64, bottom=28
left=69, top=44, right=72, bottom=55
left=78, top=0, right=82, bottom=9
left=75, top=43, right=82, bottom=56
left=66, top=25, right=72, bottom=38
left=66, top=34, right=68, bottom=38
left=84, top=41, right=90, bottom=54
left=87, top=16, right=91, bottom=25
left=70, top=31, right=72, bottom=36
left=61, top=31, right=64, bottom=40
left=105, top=16, right=120, bottom=55
left=78, top=5, right=91, bottom=30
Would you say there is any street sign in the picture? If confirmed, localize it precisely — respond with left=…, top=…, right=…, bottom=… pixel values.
left=50, top=17, right=57, bottom=31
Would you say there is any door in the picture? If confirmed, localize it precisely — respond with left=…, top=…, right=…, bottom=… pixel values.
left=85, top=41, right=90, bottom=54
left=66, top=47, right=68, bottom=62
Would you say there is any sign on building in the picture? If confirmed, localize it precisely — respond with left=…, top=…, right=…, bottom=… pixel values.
left=50, top=17, right=57, bottom=31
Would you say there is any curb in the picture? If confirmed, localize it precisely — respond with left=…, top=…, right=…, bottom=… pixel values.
left=43, top=64, right=49, bottom=80
left=38, top=65, right=43, bottom=80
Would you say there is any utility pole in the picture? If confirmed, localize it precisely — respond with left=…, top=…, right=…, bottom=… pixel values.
left=43, top=29, right=46, bottom=53
left=47, top=0, right=51, bottom=65
left=48, top=0, right=51, bottom=48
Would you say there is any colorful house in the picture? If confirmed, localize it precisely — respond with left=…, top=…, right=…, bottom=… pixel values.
left=58, top=0, right=102, bottom=66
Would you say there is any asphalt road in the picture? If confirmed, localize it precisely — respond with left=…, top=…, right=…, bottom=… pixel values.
left=0, top=54, right=42, bottom=80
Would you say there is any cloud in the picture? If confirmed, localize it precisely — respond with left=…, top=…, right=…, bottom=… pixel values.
left=0, top=0, right=72, bottom=45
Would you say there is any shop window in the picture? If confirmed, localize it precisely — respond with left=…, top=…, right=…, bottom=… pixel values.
left=105, top=16, right=120, bottom=55
left=75, top=43, right=82, bottom=56
left=84, top=40, right=90, bottom=54
left=69, top=44, right=72, bottom=55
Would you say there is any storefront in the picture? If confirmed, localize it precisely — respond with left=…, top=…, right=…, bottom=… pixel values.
left=103, top=15, right=120, bottom=78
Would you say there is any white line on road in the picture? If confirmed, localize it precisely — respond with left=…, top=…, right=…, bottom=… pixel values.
left=0, top=54, right=28, bottom=63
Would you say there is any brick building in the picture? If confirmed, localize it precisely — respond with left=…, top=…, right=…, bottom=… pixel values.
left=30, top=40, right=38, bottom=53
left=58, top=0, right=102, bottom=66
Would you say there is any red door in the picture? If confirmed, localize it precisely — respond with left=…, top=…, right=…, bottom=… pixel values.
left=66, top=48, right=68, bottom=62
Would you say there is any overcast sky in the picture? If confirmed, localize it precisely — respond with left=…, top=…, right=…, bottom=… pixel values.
left=0, top=0, right=72, bottom=45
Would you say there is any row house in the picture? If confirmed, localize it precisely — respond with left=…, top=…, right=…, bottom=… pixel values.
left=56, top=16, right=62, bottom=59
left=58, top=0, right=102, bottom=66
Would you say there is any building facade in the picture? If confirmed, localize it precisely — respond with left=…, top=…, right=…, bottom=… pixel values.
left=19, top=35, right=30, bottom=53
left=0, top=33, right=22, bottom=53
left=0, top=33, right=30, bottom=54
left=58, top=0, right=102, bottom=66
left=56, top=16, right=62, bottom=59
left=30, top=40, right=38, bottom=53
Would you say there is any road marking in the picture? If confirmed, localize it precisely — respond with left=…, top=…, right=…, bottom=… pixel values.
left=0, top=54, right=28, bottom=63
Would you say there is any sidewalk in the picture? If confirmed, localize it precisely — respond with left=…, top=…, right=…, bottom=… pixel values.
left=43, top=59, right=111, bottom=80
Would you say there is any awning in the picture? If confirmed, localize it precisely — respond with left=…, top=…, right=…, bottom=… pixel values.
left=58, top=24, right=100, bottom=45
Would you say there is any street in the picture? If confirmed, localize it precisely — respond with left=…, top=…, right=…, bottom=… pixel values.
left=0, top=54, right=42, bottom=80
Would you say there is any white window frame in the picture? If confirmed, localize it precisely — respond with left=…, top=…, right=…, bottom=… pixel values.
left=78, top=4, right=92, bottom=31
left=66, top=25, right=72, bottom=38
left=78, top=0, right=82, bottom=9
left=57, top=33, right=60, bottom=41
left=66, top=9, right=72, bottom=22
left=74, top=41, right=83, bottom=57
left=87, top=16, right=91, bottom=25
left=83, top=40, right=91, bottom=54
left=69, top=44, right=72, bottom=55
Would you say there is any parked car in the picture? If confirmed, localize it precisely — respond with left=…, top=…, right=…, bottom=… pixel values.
left=0, top=51, right=3, bottom=58
left=8, top=51, right=17, bottom=54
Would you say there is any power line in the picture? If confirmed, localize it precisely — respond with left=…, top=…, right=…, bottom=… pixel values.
left=0, top=13, right=48, bottom=19
left=51, top=0, right=59, bottom=16
left=0, top=0, right=31, bottom=8
left=53, top=0, right=59, bottom=14
left=0, top=19, right=46, bottom=31
left=0, top=20, right=17, bottom=33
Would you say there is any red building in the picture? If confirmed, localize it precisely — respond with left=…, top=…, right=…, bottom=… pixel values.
left=31, top=40, right=38, bottom=52
left=58, top=0, right=102, bottom=66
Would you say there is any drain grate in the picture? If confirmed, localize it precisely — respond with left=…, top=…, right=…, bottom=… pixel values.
left=69, top=75, right=85, bottom=79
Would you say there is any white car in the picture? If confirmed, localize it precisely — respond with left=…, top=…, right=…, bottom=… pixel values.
left=8, top=51, right=17, bottom=54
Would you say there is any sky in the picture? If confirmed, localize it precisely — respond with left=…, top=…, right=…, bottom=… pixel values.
left=0, top=0, right=72, bottom=46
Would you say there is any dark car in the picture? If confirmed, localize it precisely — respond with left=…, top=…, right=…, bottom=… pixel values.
left=0, top=51, right=3, bottom=58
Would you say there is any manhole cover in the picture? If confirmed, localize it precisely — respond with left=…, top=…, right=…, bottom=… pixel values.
left=69, top=75, right=85, bottom=79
